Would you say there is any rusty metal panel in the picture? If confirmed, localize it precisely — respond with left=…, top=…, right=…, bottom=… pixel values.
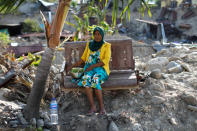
left=8, top=44, right=43, bottom=57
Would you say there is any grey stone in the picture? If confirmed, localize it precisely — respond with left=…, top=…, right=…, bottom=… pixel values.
left=37, top=119, right=44, bottom=128
left=3, top=105, right=12, bottom=111
left=17, top=112, right=28, bottom=125
left=149, top=83, right=165, bottom=92
left=178, top=61, right=192, bottom=72
left=132, top=123, right=143, bottom=131
left=161, top=73, right=168, bottom=79
left=108, top=121, right=119, bottom=131
left=189, top=79, right=197, bottom=88
left=61, top=101, right=71, bottom=111
left=188, top=105, right=197, bottom=112
left=70, top=119, right=75, bottom=126
left=0, top=64, right=8, bottom=74
left=181, top=92, right=197, bottom=106
left=44, top=122, right=53, bottom=129
left=169, top=118, right=178, bottom=125
left=154, top=119, right=161, bottom=129
left=152, top=44, right=166, bottom=52
left=41, top=112, right=50, bottom=122
left=9, top=120, right=19, bottom=126
left=150, top=69, right=162, bottom=79
left=11, top=124, right=18, bottom=128
left=152, top=96, right=165, bottom=104
left=30, top=118, right=36, bottom=127
left=111, top=99, right=120, bottom=110
left=43, top=129, right=50, bottom=131
left=146, top=57, right=169, bottom=71
left=166, top=61, right=179, bottom=70
left=168, top=65, right=183, bottom=73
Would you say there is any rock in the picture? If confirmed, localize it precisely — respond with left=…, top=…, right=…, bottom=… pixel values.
left=168, top=57, right=181, bottom=62
left=168, top=65, right=183, bottom=73
left=3, top=105, right=12, bottom=112
left=152, top=43, right=166, bottom=52
left=9, top=120, right=19, bottom=126
left=108, top=121, right=119, bottom=131
left=61, top=101, right=71, bottom=111
left=43, top=129, right=50, bottom=131
left=186, top=53, right=197, bottom=63
left=0, top=88, right=11, bottom=101
left=30, top=118, right=36, bottom=127
left=188, top=78, right=197, bottom=88
left=156, top=48, right=169, bottom=56
left=41, top=112, right=50, bottom=122
left=146, top=57, right=169, bottom=71
left=111, top=99, right=120, bottom=110
left=166, top=61, right=180, bottom=70
left=44, top=122, right=53, bottom=129
left=132, top=123, right=143, bottom=131
left=17, top=112, right=28, bottom=125
left=181, top=92, right=197, bottom=106
left=188, top=105, right=197, bottom=112
left=161, top=73, right=168, bottom=79
left=0, top=64, right=8, bottom=74
left=154, top=119, right=161, bottom=129
left=150, top=69, right=162, bottom=79
left=37, top=119, right=44, bottom=128
left=70, top=118, right=75, bottom=126
left=152, top=96, right=165, bottom=104
left=11, top=124, right=18, bottom=128
left=128, top=101, right=134, bottom=106
left=169, top=118, right=178, bottom=125
left=149, top=83, right=165, bottom=92
left=177, top=61, right=192, bottom=72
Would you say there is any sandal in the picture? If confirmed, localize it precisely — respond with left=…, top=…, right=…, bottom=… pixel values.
left=87, top=108, right=97, bottom=116
left=99, top=109, right=106, bottom=115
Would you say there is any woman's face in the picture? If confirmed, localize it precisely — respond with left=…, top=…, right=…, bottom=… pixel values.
left=94, top=30, right=102, bottom=42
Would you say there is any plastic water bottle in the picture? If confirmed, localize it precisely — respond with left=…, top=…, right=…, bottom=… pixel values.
left=50, top=97, right=58, bottom=125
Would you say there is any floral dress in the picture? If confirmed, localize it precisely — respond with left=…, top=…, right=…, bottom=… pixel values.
left=72, top=50, right=108, bottom=90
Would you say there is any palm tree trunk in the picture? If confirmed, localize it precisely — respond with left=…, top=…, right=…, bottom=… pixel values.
left=23, top=0, right=71, bottom=121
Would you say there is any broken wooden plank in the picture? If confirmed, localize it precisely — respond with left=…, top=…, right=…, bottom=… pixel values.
left=0, top=59, right=34, bottom=87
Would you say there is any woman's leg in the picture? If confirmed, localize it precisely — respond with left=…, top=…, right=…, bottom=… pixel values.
left=85, top=87, right=96, bottom=113
left=95, top=89, right=105, bottom=114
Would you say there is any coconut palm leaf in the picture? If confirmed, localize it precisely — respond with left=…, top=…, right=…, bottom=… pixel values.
left=0, top=0, right=26, bottom=13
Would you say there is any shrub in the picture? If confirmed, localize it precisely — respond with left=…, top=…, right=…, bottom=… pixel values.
left=22, top=18, right=42, bottom=33
left=0, top=32, right=10, bottom=45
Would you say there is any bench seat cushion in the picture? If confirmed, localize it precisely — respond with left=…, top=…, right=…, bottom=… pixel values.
left=63, top=71, right=138, bottom=90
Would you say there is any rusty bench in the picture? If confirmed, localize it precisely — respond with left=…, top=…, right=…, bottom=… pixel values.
left=63, top=38, right=139, bottom=90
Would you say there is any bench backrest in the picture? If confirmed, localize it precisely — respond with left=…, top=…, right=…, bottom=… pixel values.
left=64, top=39, right=135, bottom=71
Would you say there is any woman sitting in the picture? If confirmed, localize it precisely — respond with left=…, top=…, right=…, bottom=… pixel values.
left=68, top=26, right=111, bottom=115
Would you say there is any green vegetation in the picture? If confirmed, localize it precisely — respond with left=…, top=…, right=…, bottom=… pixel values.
left=66, top=1, right=113, bottom=41
left=71, top=67, right=83, bottom=73
left=22, top=18, right=42, bottom=33
left=18, top=53, right=42, bottom=67
left=0, top=32, right=11, bottom=45
left=43, top=0, right=57, bottom=2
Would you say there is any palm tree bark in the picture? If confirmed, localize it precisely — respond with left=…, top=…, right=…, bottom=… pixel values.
left=23, top=0, right=71, bottom=121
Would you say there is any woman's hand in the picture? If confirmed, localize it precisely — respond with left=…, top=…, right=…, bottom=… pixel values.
left=85, top=62, right=104, bottom=72
left=67, top=65, right=73, bottom=72
left=85, top=66, right=94, bottom=72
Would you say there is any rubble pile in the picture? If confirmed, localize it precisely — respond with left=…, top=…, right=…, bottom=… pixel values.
left=55, top=42, right=197, bottom=131
left=0, top=45, right=63, bottom=129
